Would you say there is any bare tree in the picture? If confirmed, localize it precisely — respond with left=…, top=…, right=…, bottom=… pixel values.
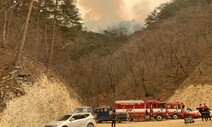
left=48, top=0, right=58, bottom=69
left=33, top=2, right=41, bottom=56
left=2, top=8, right=6, bottom=48
left=15, top=0, right=34, bottom=66
left=44, top=24, right=49, bottom=59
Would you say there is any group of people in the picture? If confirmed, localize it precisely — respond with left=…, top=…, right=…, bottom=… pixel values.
left=198, top=103, right=211, bottom=121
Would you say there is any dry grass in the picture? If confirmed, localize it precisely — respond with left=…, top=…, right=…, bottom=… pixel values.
left=169, top=52, right=212, bottom=108
left=0, top=74, right=82, bottom=127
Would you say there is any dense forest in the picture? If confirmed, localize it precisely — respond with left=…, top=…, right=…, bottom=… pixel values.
left=0, top=0, right=212, bottom=108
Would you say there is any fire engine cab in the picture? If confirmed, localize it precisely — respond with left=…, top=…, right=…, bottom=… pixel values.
left=115, top=100, right=169, bottom=121
left=166, top=102, right=184, bottom=119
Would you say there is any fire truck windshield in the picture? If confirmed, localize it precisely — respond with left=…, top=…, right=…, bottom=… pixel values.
left=159, top=103, right=165, bottom=108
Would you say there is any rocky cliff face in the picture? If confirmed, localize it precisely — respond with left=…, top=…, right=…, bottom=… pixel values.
left=0, top=74, right=82, bottom=127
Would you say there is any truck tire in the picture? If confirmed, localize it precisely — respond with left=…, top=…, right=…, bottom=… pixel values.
left=172, top=114, right=179, bottom=119
left=128, top=117, right=133, bottom=121
left=156, top=115, right=163, bottom=121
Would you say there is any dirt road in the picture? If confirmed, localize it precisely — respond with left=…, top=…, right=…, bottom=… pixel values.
left=96, top=119, right=212, bottom=127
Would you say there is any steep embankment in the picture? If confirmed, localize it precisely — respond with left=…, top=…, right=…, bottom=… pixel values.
left=0, top=48, right=82, bottom=127
left=0, top=74, right=82, bottom=127
left=169, top=51, right=212, bottom=108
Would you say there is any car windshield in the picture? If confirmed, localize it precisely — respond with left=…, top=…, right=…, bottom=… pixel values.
left=57, top=115, right=72, bottom=121
left=187, top=107, right=197, bottom=111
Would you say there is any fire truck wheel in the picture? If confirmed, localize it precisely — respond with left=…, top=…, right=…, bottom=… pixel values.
left=172, top=114, right=179, bottom=119
left=129, top=117, right=133, bottom=121
left=156, top=115, right=163, bottom=121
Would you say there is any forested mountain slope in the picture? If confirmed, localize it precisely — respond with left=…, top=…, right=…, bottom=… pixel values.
left=112, top=3, right=212, bottom=103
left=89, top=1, right=212, bottom=106
left=0, top=0, right=212, bottom=120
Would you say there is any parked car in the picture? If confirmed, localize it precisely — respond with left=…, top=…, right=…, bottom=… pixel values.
left=185, top=107, right=201, bottom=118
left=45, top=113, right=96, bottom=127
left=74, top=106, right=94, bottom=114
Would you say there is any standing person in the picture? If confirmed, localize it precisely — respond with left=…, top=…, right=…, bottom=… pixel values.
left=204, top=103, right=211, bottom=121
left=150, top=103, right=154, bottom=119
left=111, top=109, right=117, bottom=127
left=181, top=102, right=185, bottom=112
left=181, top=102, right=185, bottom=109
left=198, top=104, right=205, bottom=121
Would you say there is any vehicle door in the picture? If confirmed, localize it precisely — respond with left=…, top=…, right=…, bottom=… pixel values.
left=81, top=114, right=90, bottom=126
left=166, top=104, right=173, bottom=116
left=158, top=103, right=166, bottom=116
left=98, top=108, right=111, bottom=120
left=146, top=102, right=157, bottom=116
left=68, top=114, right=84, bottom=127
left=174, top=104, right=181, bottom=114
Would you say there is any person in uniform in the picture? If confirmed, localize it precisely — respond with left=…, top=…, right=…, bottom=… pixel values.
left=111, top=109, right=117, bottom=127
left=204, top=103, right=211, bottom=121
left=150, top=103, right=154, bottom=119
left=198, top=104, right=205, bottom=121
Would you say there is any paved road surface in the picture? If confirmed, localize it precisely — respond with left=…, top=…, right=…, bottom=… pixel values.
left=96, top=119, right=212, bottom=127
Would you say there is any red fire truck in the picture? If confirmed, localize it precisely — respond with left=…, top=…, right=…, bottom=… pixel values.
left=166, top=102, right=184, bottom=119
left=115, top=100, right=169, bottom=121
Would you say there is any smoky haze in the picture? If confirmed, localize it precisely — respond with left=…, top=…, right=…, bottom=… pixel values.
left=77, top=0, right=171, bottom=34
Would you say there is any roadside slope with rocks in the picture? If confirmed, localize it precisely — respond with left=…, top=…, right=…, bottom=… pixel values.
left=0, top=48, right=82, bottom=127
left=0, top=74, right=82, bottom=127
left=169, top=51, right=212, bottom=108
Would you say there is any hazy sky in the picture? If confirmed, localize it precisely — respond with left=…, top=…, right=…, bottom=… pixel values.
left=76, top=0, right=171, bottom=32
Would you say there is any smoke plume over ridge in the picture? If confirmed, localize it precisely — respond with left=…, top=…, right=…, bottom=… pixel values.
left=77, top=0, right=171, bottom=33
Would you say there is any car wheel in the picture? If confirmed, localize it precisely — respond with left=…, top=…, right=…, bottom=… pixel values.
left=156, top=115, right=163, bottom=121
left=87, top=123, right=94, bottom=127
left=172, top=114, right=179, bottom=119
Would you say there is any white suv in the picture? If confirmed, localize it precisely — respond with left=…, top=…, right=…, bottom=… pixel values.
left=45, top=113, right=96, bottom=127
